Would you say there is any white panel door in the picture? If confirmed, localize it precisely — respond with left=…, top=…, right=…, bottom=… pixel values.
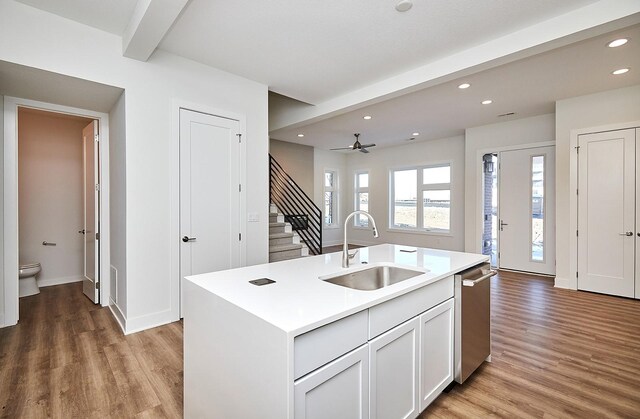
left=82, top=120, right=99, bottom=303
left=180, top=109, right=241, bottom=302
left=637, top=128, right=640, bottom=300
left=294, top=344, right=369, bottom=419
left=369, top=317, right=419, bottom=419
left=578, top=129, right=635, bottom=298
left=419, top=299, right=454, bottom=411
left=499, top=146, right=556, bottom=275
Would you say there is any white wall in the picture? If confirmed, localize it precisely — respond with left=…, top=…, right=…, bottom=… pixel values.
left=555, top=85, right=640, bottom=288
left=18, top=109, right=89, bottom=286
left=269, top=139, right=314, bottom=198
left=346, top=136, right=466, bottom=251
left=313, top=149, right=348, bottom=247
left=109, top=92, right=126, bottom=318
left=0, top=1, right=269, bottom=333
left=464, top=114, right=555, bottom=253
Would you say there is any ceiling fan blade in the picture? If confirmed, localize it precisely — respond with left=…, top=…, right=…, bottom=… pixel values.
left=359, top=148, right=370, bottom=154
left=360, top=144, right=376, bottom=148
left=330, top=146, right=353, bottom=151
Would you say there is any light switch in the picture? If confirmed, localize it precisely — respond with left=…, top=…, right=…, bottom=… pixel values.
left=248, top=213, right=260, bottom=222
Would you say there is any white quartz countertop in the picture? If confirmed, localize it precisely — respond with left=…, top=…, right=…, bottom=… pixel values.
left=185, top=244, right=488, bottom=336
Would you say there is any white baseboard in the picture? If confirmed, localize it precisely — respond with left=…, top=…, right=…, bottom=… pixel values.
left=109, top=301, right=126, bottom=334
left=37, top=275, right=84, bottom=288
left=554, top=276, right=577, bottom=290
left=124, top=308, right=178, bottom=335
left=0, top=312, right=4, bottom=328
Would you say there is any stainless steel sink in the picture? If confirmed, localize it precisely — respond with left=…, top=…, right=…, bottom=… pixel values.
left=321, top=265, right=426, bottom=291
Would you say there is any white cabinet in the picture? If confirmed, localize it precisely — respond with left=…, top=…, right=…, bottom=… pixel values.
left=419, top=298, right=454, bottom=411
left=294, top=344, right=369, bottom=419
left=370, top=317, right=420, bottom=419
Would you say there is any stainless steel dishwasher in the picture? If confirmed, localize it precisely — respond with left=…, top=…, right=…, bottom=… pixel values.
left=454, top=262, right=496, bottom=384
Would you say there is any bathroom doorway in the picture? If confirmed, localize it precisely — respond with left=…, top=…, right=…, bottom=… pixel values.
left=3, top=97, right=111, bottom=327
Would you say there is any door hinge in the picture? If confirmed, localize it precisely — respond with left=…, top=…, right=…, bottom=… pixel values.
left=239, top=233, right=242, bottom=241
left=96, top=232, right=100, bottom=240
left=94, top=134, right=99, bottom=143
left=575, top=145, right=580, bottom=152
left=576, top=230, right=579, bottom=237
left=576, top=272, right=578, bottom=278
left=576, top=189, right=578, bottom=195
left=95, top=281, right=99, bottom=289
left=239, top=184, right=242, bottom=192
left=498, top=252, right=500, bottom=259
left=95, top=184, right=100, bottom=191
left=237, top=134, right=242, bottom=143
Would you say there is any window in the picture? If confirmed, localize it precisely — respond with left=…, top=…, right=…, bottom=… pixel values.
left=531, top=155, right=545, bottom=261
left=324, top=170, right=338, bottom=227
left=390, top=164, right=451, bottom=233
left=354, top=171, right=369, bottom=227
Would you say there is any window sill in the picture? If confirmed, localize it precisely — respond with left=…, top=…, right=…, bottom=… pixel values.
left=387, top=228, right=453, bottom=237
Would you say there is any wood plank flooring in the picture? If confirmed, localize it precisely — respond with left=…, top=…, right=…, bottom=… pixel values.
left=0, top=283, right=182, bottom=418
left=1, top=271, right=639, bottom=418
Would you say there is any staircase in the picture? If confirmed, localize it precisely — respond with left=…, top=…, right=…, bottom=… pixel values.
left=269, top=203, right=309, bottom=262
left=269, top=154, right=323, bottom=258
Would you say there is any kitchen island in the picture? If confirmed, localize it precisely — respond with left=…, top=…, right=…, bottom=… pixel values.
left=184, top=244, right=488, bottom=419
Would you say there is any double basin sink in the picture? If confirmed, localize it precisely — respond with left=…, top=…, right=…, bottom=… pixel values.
left=321, top=264, right=428, bottom=291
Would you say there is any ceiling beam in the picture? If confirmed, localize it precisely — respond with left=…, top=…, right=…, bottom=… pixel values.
left=122, top=0, right=189, bottom=61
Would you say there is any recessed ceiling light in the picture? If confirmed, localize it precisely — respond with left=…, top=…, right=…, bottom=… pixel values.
left=608, top=38, right=628, bottom=48
left=612, top=68, right=629, bottom=75
left=482, top=100, right=493, bottom=105
left=363, top=115, right=372, bottom=120
left=297, top=134, right=304, bottom=137
left=458, top=83, right=471, bottom=89
left=395, top=0, right=413, bottom=12
left=412, top=132, right=420, bottom=136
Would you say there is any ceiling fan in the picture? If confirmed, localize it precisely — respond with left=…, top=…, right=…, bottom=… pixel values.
left=331, top=133, right=376, bottom=153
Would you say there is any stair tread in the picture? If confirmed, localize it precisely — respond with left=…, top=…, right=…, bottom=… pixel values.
left=269, top=232, right=294, bottom=239
left=269, top=243, right=303, bottom=253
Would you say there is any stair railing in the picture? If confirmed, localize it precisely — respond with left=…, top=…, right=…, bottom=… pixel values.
left=269, top=154, right=322, bottom=255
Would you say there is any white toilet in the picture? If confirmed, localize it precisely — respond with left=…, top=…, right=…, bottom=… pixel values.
left=19, top=262, right=41, bottom=297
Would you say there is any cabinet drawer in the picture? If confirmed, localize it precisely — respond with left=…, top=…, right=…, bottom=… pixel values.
left=294, top=310, right=368, bottom=380
left=369, top=276, right=453, bottom=339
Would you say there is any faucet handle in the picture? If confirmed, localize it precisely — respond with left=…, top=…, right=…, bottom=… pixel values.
left=348, top=250, right=359, bottom=260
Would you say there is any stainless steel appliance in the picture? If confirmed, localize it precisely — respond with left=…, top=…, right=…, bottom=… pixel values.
left=454, top=262, right=496, bottom=384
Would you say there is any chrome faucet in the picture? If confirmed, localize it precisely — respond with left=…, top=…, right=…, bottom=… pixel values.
left=343, top=211, right=379, bottom=268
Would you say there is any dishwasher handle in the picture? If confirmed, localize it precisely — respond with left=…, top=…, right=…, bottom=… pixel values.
left=462, top=270, right=497, bottom=287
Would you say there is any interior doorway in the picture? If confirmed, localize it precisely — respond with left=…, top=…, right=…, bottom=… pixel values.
left=3, top=97, right=110, bottom=327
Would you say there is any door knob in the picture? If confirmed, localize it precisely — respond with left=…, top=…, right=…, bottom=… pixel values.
left=182, top=236, right=196, bottom=242
left=619, top=231, right=633, bottom=236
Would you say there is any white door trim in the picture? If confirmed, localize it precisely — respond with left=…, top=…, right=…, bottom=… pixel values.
left=2, top=96, right=111, bottom=327
left=562, top=120, right=640, bottom=291
left=171, top=99, right=247, bottom=320
left=472, top=140, right=555, bottom=256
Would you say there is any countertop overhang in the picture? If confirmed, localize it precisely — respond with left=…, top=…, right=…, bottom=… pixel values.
left=185, top=244, right=488, bottom=336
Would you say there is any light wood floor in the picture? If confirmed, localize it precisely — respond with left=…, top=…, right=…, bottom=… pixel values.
left=1, top=271, right=639, bottom=418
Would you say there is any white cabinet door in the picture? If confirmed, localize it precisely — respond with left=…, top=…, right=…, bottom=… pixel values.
left=370, top=317, right=420, bottom=419
left=294, top=344, right=369, bottom=419
left=419, top=299, right=454, bottom=411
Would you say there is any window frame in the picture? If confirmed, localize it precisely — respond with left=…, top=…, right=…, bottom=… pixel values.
left=353, top=170, right=370, bottom=228
left=323, top=169, right=339, bottom=229
left=388, top=162, right=453, bottom=236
